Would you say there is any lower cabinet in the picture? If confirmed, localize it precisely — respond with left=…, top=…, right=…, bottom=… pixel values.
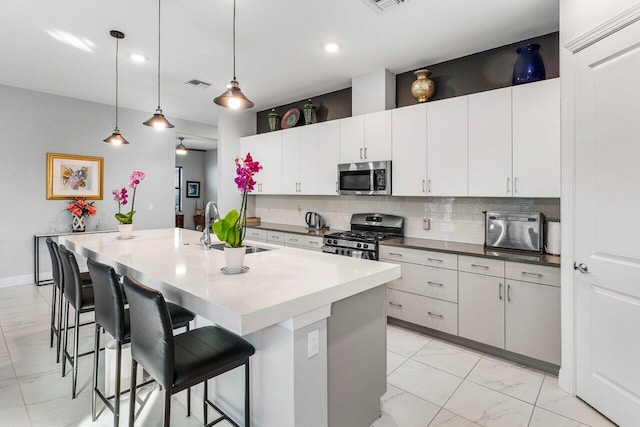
left=246, top=228, right=322, bottom=252
left=387, top=288, right=458, bottom=335
left=458, top=272, right=505, bottom=349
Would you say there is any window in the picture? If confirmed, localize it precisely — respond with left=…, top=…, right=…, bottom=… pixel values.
left=175, top=167, right=183, bottom=212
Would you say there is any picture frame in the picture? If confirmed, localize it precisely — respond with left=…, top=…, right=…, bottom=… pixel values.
left=186, top=181, right=200, bottom=198
left=46, top=153, right=104, bottom=200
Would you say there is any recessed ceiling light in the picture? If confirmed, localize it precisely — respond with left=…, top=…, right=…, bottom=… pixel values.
left=130, top=53, right=146, bottom=63
left=324, top=42, right=340, bottom=53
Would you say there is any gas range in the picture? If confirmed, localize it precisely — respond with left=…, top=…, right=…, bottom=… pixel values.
left=322, top=213, right=404, bottom=260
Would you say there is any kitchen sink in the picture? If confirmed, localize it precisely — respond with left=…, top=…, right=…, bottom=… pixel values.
left=208, top=243, right=271, bottom=253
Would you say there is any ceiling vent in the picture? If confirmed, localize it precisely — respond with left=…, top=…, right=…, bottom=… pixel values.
left=186, top=79, right=211, bottom=89
left=362, top=0, right=406, bottom=13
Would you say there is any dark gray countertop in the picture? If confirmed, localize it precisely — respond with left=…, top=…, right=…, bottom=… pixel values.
left=246, top=222, right=338, bottom=237
left=381, top=237, right=560, bottom=267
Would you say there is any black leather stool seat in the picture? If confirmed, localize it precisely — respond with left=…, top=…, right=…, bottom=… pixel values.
left=173, top=326, right=255, bottom=387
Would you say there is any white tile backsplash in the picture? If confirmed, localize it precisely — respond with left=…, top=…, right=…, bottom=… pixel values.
left=252, top=195, right=560, bottom=245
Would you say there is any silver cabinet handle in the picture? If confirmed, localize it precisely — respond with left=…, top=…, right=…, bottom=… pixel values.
left=271, top=235, right=279, bottom=240
left=308, top=241, right=319, bottom=245
left=290, top=238, right=298, bottom=242
left=360, top=147, right=363, bottom=159
left=299, top=182, right=302, bottom=192
left=507, top=177, right=511, bottom=194
left=427, top=257, right=443, bottom=263
left=427, top=179, right=432, bottom=193
left=336, top=181, right=339, bottom=193
left=422, top=179, right=426, bottom=193
left=507, top=284, right=512, bottom=302
left=574, top=262, right=589, bottom=273
left=427, top=281, right=443, bottom=287
left=514, top=177, right=519, bottom=193
left=388, top=302, right=402, bottom=308
left=388, top=252, right=403, bottom=257
left=521, top=271, right=543, bottom=277
left=471, top=263, right=489, bottom=269
left=499, top=283, right=503, bottom=300
left=364, top=147, right=367, bottom=159
left=427, top=312, right=443, bottom=319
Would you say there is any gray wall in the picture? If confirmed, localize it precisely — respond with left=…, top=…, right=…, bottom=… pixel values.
left=204, top=149, right=218, bottom=207
left=176, top=150, right=206, bottom=230
left=0, top=84, right=216, bottom=284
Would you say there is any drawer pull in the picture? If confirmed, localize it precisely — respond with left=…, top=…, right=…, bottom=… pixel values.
left=427, top=281, right=443, bottom=287
left=427, top=258, right=443, bottom=263
left=388, top=302, right=402, bottom=308
left=507, top=284, right=512, bottom=302
left=272, top=236, right=280, bottom=239
left=499, top=283, right=503, bottom=300
left=308, top=241, right=318, bottom=245
left=521, top=271, right=543, bottom=277
left=290, top=238, right=298, bottom=242
left=388, top=252, right=403, bottom=257
left=471, top=263, right=489, bottom=269
left=427, top=311, right=443, bottom=319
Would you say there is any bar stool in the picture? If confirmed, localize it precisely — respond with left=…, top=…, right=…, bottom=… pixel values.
left=45, top=238, right=91, bottom=363
left=59, top=244, right=97, bottom=398
left=122, top=276, right=255, bottom=427
left=87, top=258, right=196, bottom=427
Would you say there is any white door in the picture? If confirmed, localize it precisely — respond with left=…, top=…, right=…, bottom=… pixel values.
left=458, top=272, right=504, bottom=349
left=298, top=125, right=319, bottom=195
left=363, top=110, right=392, bottom=162
left=281, top=128, right=299, bottom=195
left=574, top=20, right=640, bottom=427
left=317, top=121, right=340, bottom=195
left=391, top=104, right=427, bottom=196
left=240, top=132, right=282, bottom=194
left=339, top=116, right=364, bottom=163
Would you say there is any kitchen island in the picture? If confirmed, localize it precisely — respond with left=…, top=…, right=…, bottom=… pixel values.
left=60, top=228, right=400, bottom=427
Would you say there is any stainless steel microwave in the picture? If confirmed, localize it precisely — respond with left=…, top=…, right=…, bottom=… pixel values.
left=338, top=161, right=391, bottom=195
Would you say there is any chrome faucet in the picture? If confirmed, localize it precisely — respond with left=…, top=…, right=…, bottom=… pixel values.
left=200, top=201, right=220, bottom=248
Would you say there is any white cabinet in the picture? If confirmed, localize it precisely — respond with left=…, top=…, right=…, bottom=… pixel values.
left=468, top=87, right=513, bottom=197
left=267, top=230, right=285, bottom=245
left=245, top=228, right=267, bottom=242
left=391, top=104, right=428, bottom=196
left=387, top=288, right=458, bottom=336
left=512, top=78, right=561, bottom=197
left=281, top=126, right=320, bottom=195
left=317, top=121, right=340, bottom=195
left=339, top=111, right=391, bottom=163
left=284, top=233, right=303, bottom=248
left=303, top=235, right=323, bottom=252
left=240, top=132, right=282, bottom=194
left=458, top=271, right=505, bottom=348
left=426, top=96, right=468, bottom=196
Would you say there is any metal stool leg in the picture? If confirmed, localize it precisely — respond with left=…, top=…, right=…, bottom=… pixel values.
left=114, top=342, right=122, bottom=427
left=62, top=300, right=70, bottom=377
left=129, top=360, right=138, bottom=427
left=245, top=361, right=250, bottom=427
left=164, top=388, right=171, bottom=427
left=72, top=308, right=80, bottom=398
left=186, top=322, right=191, bottom=417
left=92, top=324, right=100, bottom=421
left=204, top=380, right=208, bottom=425
left=56, top=292, right=65, bottom=363
left=50, top=285, right=57, bottom=348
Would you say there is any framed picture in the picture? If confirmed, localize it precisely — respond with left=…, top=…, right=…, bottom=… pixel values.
left=46, top=153, right=104, bottom=200
left=186, top=181, right=200, bottom=198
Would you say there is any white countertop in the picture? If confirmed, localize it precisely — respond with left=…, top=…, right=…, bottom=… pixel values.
left=60, top=228, right=400, bottom=335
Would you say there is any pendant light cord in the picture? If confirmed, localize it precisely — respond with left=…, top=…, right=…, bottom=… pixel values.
left=115, top=36, right=119, bottom=128
left=157, top=0, right=162, bottom=109
left=233, top=0, right=236, bottom=80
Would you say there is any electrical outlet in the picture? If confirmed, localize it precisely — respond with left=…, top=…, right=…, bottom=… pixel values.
left=307, top=329, right=319, bottom=358
left=422, top=218, right=430, bottom=230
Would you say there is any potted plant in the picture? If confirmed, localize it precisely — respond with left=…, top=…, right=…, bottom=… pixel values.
left=212, top=153, right=262, bottom=271
left=66, top=198, right=97, bottom=232
left=112, top=170, right=145, bottom=239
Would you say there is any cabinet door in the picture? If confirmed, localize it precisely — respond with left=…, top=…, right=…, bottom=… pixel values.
left=392, top=104, right=427, bottom=196
left=512, top=78, right=561, bottom=197
left=364, top=110, right=392, bottom=162
left=241, top=132, right=282, bottom=194
left=317, top=121, right=340, bottom=195
left=468, top=87, right=513, bottom=197
left=298, top=125, right=319, bottom=194
left=339, top=116, right=365, bottom=163
left=458, top=272, right=504, bottom=348
left=505, top=279, right=560, bottom=365
left=427, top=96, right=469, bottom=196
left=281, top=128, right=300, bottom=195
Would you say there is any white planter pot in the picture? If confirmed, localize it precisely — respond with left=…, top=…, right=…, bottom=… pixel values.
left=224, top=246, right=246, bottom=272
left=118, top=223, right=133, bottom=239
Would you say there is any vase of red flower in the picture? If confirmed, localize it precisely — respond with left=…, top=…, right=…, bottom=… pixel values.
left=113, top=170, right=145, bottom=239
left=66, top=198, right=97, bottom=232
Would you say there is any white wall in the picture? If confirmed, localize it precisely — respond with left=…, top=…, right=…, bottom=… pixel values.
left=175, top=150, right=206, bottom=230
left=204, top=149, right=218, bottom=205
left=0, top=84, right=216, bottom=284
left=560, top=0, right=639, bottom=44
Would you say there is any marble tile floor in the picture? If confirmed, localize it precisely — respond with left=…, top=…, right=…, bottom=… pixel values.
left=0, top=283, right=617, bottom=427
left=374, top=325, right=618, bottom=427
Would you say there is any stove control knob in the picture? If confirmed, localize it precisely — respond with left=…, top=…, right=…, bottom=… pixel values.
left=363, top=244, right=368, bottom=249
left=357, top=243, right=362, bottom=248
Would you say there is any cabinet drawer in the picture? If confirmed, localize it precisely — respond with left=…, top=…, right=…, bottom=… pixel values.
left=386, top=262, right=458, bottom=303
left=284, top=233, right=303, bottom=247
left=459, top=255, right=505, bottom=278
left=505, top=262, right=560, bottom=287
left=379, top=246, right=457, bottom=270
left=267, top=231, right=285, bottom=245
left=245, top=228, right=267, bottom=242
left=386, top=288, right=458, bottom=335
left=303, top=235, right=323, bottom=251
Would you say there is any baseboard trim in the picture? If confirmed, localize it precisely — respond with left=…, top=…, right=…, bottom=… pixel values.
left=0, top=275, right=33, bottom=288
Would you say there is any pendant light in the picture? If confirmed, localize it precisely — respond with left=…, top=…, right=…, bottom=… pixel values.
left=176, top=137, right=187, bottom=155
left=104, top=30, right=130, bottom=145
left=143, top=0, right=174, bottom=129
left=214, top=0, right=254, bottom=109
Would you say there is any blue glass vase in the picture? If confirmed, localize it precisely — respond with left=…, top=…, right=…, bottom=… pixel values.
left=512, top=43, right=546, bottom=85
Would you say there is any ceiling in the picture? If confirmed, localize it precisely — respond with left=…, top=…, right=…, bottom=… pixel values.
left=0, top=0, right=558, bottom=149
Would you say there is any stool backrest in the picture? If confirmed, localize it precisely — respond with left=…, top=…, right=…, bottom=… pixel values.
left=58, top=245, right=84, bottom=309
left=122, top=276, right=175, bottom=388
left=45, top=238, right=63, bottom=290
left=87, top=258, right=126, bottom=341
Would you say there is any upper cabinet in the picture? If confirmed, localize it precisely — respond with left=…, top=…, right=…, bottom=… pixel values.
left=426, top=96, right=469, bottom=196
left=339, top=110, right=391, bottom=163
left=240, top=132, right=282, bottom=194
left=468, top=87, right=513, bottom=197
left=392, top=104, right=428, bottom=196
left=512, top=78, right=561, bottom=197
left=317, top=121, right=341, bottom=195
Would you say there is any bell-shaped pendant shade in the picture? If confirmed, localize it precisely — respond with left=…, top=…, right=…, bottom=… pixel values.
left=214, top=80, right=254, bottom=109
left=143, top=108, right=175, bottom=129
left=175, top=137, right=187, bottom=155
left=104, top=128, right=130, bottom=145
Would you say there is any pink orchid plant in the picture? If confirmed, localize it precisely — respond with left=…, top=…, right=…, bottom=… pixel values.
left=212, top=153, right=262, bottom=247
left=113, top=170, right=145, bottom=224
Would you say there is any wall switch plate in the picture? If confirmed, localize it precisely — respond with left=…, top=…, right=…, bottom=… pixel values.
left=422, top=218, right=430, bottom=230
left=307, top=329, right=319, bottom=358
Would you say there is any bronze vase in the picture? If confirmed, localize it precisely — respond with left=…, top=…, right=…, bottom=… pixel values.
left=411, top=69, right=435, bottom=103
